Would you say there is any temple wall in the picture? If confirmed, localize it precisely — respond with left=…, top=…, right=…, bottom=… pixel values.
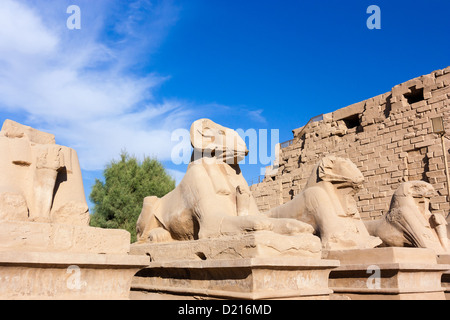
left=250, top=67, right=450, bottom=220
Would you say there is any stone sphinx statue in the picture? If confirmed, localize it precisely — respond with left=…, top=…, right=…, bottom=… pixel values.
left=268, top=155, right=382, bottom=251
left=136, top=119, right=316, bottom=244
left=364, top=181, right=449, bottom=254
left=0, top=120, right=89, bottom=226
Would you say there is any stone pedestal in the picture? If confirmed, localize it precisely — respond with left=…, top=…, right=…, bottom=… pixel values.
left=437, top=254, right=450, bottom=300
left=131, top=231, right=323, bottom=261
left=0, top=251, right=148, bottom=300
left=131, top=258, right=339, bottom=300
left=130, top=232, right=339, bottom=300
left=324, top=248, right=450, bottom=300
left=0, top=221, right=131, bottom=254
left=0, top=221, right=149, bottom=300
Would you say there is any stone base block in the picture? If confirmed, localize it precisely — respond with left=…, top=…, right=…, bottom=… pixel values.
left=0, top=221, right=130, bottom=255
left=0, top=251, right=148, bottom=300
left=130, top=231, right=322, bottom=261
left=324, top=248, right=450, bottom=300
left=437, top=254, right=450, bottom=300
left=131, top=257, right=339, bottom=300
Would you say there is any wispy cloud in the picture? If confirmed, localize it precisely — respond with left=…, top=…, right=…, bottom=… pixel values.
left=0, top=0, right=269, bottom=192
left=246, top=109, right=266, bottom=124
left=0, top=0, right=191, bottom=170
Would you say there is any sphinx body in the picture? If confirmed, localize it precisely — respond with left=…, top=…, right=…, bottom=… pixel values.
left=136, top=119, right=315, bottom=243
left=268, top=156, right=382, bottom=250
left=365, top=181, right=449, bottom=254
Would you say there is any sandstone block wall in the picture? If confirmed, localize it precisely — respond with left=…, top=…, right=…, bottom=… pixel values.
left=250, top=67, right=450, bottom=220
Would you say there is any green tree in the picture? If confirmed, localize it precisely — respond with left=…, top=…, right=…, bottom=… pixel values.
left=89, top=151, right=175, bottom=243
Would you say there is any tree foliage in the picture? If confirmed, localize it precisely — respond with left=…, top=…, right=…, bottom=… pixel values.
left=89, top=151, right=175, bottom=243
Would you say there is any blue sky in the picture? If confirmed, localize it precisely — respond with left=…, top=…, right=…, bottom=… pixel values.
left=0, top=0, right=449, bottom=210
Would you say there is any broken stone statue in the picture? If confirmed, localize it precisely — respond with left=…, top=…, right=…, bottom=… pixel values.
left=0, top=120, right=148, bottom=299
left=0, top=119, right=89, bottom=225
left=365, top=181, right=449, bottom=255
left=268, top=155, right=382, bottom=251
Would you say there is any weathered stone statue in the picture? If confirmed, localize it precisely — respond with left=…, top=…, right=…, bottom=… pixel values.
left=0, top=120, right=148, bottom=300
left=0, top=120, right=89, bottom=225
left=268, top=155, right=382, bottom=250
left=365, top=181, right=449, bottom=254
left=136, top=118, right=316, bottom=243
left=132, top=119, right=341, bottom=300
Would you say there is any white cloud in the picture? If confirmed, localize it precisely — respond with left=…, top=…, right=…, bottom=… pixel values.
left=0, top=0, right=58, bottom=55
left=246, top=109, right=267, bottom=124
left=0, top=0, right=268, bottom=189
left=0, top=0, right=192, bottom=171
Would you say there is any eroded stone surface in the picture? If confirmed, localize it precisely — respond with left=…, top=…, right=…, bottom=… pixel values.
left=0, top=120, right=89, bottom=226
